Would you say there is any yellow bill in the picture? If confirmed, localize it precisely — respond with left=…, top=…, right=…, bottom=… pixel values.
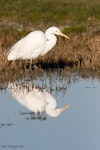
left=60, top=32, right=70, bottom=40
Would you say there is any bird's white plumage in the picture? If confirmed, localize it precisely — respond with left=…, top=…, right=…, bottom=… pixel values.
left=7, top=26, right=70, bottom=61
left=8, top=82, right=70, bottom=117
left=7, top=31, right=46, bottom=60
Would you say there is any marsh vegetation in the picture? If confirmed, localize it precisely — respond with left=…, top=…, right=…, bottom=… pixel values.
left=0, top=0, right=100, bottom=75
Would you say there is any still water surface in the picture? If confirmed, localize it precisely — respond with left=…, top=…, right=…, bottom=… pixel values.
left=0, top=71, right=100, bottom=150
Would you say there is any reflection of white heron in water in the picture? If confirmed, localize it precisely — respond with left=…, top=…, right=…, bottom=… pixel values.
left=7, top=26, right=70, bottom=69
left=8, top=83, right=70, bottom=119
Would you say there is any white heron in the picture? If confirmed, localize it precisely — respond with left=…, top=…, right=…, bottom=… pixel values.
left=7, top=26, right=70, bottom=69
left=8, top=82, right=70, bottom=119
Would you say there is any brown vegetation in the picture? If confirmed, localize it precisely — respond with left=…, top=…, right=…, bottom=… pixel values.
left=0, top=0, right=100, bottom=76
left=0, top=26, right=100, bottom=73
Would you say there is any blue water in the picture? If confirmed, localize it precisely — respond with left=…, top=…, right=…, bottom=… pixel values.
left=0, top=72, right=100, bottom=150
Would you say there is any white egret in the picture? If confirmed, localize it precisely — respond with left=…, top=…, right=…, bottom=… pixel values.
left=8, top=82, right=70, bottom=118
left=7, top=26, right=70, bottom=69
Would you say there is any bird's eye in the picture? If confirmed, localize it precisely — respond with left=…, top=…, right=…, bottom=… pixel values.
left=55, top=30, right=60, bottom=35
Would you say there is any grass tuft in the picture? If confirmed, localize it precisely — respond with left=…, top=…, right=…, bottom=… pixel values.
left=63, top=26, right=87, bottom=34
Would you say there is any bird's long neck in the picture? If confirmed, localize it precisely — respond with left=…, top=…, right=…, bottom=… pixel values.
left=46, top=108, right=61, bottom=117
left=41, top=31, right=57, bottom=56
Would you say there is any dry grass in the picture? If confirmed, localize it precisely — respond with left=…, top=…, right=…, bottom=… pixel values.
left=37, top=32, right=100, bottom=69
left=0, top=0, right=100, bottom=73
left=0, top=27, right=100, bottom=73
left=0, top=0, right=100, bottom=90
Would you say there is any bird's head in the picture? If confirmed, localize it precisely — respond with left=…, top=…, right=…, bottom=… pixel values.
left=47, top=26, right=70, bottom=40
left=46, top=104, right=70, bottom=117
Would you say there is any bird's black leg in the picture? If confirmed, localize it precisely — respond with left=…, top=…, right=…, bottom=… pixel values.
left=30, top=59, right=35, bottom=71
left=30, top=59, right=43, bottom=71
